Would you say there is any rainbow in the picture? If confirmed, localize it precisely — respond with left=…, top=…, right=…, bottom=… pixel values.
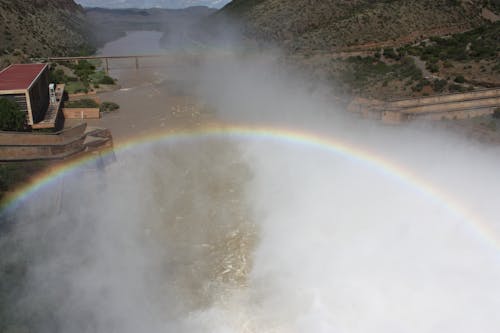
left=1, top=124, right=498, bottom=252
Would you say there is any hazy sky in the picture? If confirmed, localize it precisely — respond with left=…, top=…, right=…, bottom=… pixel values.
left=75, top=0, right=231, bottom=9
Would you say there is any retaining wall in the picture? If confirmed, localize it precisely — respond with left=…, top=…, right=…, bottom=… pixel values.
left=401, top=97, right=500, bottom=114
left=389, top=89, right=500, bottom=108
left=0, top=124, right=87, bottom=161
left=63, top=108, right=100, bottom=119
left=348, top=88, right=500, bottom=124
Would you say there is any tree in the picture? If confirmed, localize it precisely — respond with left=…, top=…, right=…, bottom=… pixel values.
left=0, top=98, right=25, bottom=131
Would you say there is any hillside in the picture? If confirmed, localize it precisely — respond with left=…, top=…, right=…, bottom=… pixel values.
left=0, top=0, right=93, bottom=68
left=219, top=0, right=498, bottom=51
left=216, top=0, right=500, bottom=99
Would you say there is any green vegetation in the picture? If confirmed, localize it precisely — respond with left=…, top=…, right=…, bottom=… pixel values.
left=0, top=162, right=45, bottom=195
left=432, top=79, right=448, bottom=93
left=382, top=48, right=400, bottom=60
left=448, top=83, right=466, bottom=93
left=0, top=98, right=25, bottom=131
left=64, top=99, right=99, bottom=108
left=65, top=81, right=88, bottom=94
left=340, top=55, right=422, bottom=91
left=454, top=75, right=465, bottom=83
left=426, top=62, right=439, bottom=73
left=49, top=61, right=116, bottom=94
left=99, top=75, right=115, bottom=85
left=0, top=0, right=94, bottom=68
left=408, top=22, right=500, bottom=62
left=100, top=101, right=120, bottom=113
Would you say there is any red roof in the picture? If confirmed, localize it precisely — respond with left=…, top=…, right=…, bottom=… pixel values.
left=0, top=64, right=48, bottom=91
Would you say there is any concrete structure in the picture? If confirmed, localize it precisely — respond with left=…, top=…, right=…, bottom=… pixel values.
left=0, top=123, right=87, bottom=160
left=348, top=88, right=500, bottom=124
left=63, top=107, right=100, bottom=119
left=63, top=93, right=101, bottom=119
left=0, top=64, right=64, bottom=129
left=0, top=124, right=114, bottom=161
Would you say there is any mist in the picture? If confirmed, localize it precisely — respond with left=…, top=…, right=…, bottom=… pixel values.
left=1, top=24, right=500, bottom=333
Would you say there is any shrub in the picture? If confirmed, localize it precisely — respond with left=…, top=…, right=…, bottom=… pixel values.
left=433, top=79, right=447, bottom=92
left=100, top=101, right=120, bottom=113
left=426, top=62, right=439, bottom=73
left=72, top=60, right=96, bottom=82
left=49, top=68, right=66, bottom=84
left=443, top=60, right=454, bottom=68
left=454, top=75, right=465, bottom=83
left=99, top=75, right=115, bottom=85
left=383, top=48, right=399, bottom=60
left=0, top=98, right=25, bottom=131
left=449, top=83, right=465, bottom=93
left=65, top=99, right=99, bottom=108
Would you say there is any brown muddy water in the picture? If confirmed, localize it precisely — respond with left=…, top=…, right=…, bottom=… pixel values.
left=2, top=31, right=500, bottom=333
left=0, top=31, right=261, bottom=332
left=92, top=31, right=259, bottom=314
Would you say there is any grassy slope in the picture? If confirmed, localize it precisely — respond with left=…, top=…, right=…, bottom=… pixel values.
left=0, top=0, right=94, bottom=68
left=218, top=0, right=499, bottom=99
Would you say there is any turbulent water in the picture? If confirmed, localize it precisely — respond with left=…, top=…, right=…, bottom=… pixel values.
left=1, top=31, right=500, bottom=333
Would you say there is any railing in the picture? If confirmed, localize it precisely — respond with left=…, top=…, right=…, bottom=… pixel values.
left=35, top=54, right=171, bottom=73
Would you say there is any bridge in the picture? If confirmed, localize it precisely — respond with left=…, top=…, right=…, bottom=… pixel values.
left=40, top=54, right=172, bottom=73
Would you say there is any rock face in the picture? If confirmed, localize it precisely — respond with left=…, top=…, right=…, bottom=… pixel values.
left=218, top=0, right=497, bottom=51
left=0, top=0, right=93, bottom=61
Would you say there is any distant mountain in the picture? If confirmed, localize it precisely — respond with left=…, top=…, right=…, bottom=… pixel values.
left=75, top=0, right=230, bottom=9
left=85, top=6, right=217, bottom=48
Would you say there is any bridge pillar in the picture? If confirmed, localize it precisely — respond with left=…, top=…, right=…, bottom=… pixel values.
left=105, top=58, right=109, bottom=74
left=135, top=57, right=139, bottom=70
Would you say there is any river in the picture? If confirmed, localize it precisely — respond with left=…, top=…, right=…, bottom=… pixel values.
left=84, top=31, right=211, bottom=140
left=97, top=31, right=165, bottom=56
left=2, top=29, right=500, bottom=333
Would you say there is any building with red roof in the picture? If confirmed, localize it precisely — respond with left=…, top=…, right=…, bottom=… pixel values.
left=0, top=63, right=56, bottom=127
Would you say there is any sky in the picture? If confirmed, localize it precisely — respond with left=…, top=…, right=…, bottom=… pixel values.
left=74, top=0, right=231, bottom=9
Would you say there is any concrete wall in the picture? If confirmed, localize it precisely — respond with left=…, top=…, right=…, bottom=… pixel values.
left=63, top=108, right=100, bottom=119
left=381, top=111, right=405, bottom=124
left=402, top=97, right=500, bottom=114
left=349, top=88, right=500, bottom=123
left=389, top=89, right=500, bottom=108
left=68, top=93, right=101, bottom=103
left=408, top=107, right=495, bottom=121
left=0, top=123, right=86, bottom=146
left=0, top=137, right=86, bottom=161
